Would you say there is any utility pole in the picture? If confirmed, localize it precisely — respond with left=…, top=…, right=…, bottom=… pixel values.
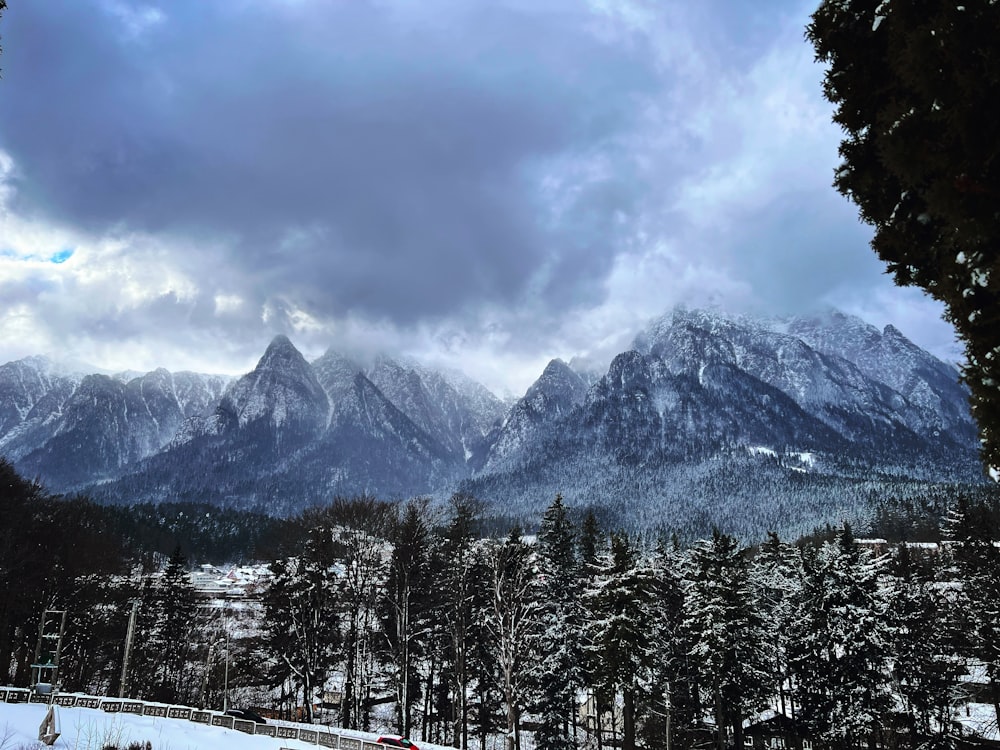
left=119, top=599, right=140, bottom=698
left=222, top=605, right=230, bottom=713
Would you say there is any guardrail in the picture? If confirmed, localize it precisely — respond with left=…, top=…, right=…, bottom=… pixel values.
left=0, top=687, right=395, bottom=749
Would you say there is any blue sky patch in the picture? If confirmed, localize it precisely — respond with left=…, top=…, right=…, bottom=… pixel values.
left=49, top=248, right=74, bottom=264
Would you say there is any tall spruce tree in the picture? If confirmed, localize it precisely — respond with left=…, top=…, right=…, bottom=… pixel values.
left=381, top=500, right=433, bottom=738
left=806, top=1, right=1000, bottom=469
left=532, top=494, right=584, bottom=750
left=440, top=493, right=483, bottom=749
left=642, top=539, right=695, bottom=750
left=752, top=532, right=802, bottom=719
left=889, top=547, right=967, bottom=742
left=683, top=530, right=772, bottom=750
left=944, top=496, right=1000, bottom=726
left=788, top=528, right=892, bottom=749
left=262, top=525, right=341, bottom=723
left=587, top=532, right=657, bottom=750
left=155, top=546, right=199, bottom=703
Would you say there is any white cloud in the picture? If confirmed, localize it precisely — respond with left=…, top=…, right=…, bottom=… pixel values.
left=102, top=0, right=166, bottom=39
left=0, top=3, right=964, bottom=394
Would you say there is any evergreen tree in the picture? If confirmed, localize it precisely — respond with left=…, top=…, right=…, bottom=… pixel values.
left=889, top=547, right=967, bottom=744
left=440, top=493, right=483, bottom=749
left=155, top=546, right=199, bottom=703
left=788, top=528, right=892, bottom=749
left=806, top=0, right=1000, bottom=468
left=587, top=532, right=657, bottom=750
left=642, top=539, right=695, bottom=750
left=381, top=500, right=433, bottom=738
left=262, top=525, right=341, bottom=723
left=532, top=494, right=584, bottom=750
left=944, top=496, right=1000, bottom=726
left=752, top=532, right=802, bottom=719
left=683, top=530, right=772, bottom=750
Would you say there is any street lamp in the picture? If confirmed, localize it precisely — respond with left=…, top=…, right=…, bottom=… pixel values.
left=119, top=599, right=140, bottom=699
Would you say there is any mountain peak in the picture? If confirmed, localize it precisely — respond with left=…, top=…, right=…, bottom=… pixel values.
left=259, top=334, right=300, bottom=362
left=525, top=359, right=589, bottom=403
left=213, top=335, right=329, bottom=433
left=883, top=324, right=905, bottom=339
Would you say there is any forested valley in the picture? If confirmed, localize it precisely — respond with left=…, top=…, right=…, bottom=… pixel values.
left=3, top=456, right=1000, bottom=749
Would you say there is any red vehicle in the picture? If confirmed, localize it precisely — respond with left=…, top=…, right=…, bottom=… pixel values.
left=376, top=737, right=419, bottom=750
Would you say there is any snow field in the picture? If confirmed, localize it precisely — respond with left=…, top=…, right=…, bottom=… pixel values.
left=0, top=702, right=454, bottom=750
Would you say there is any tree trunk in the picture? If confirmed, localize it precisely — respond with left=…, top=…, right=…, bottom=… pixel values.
left=342, top=618, right=356, bottom=729
left=714, top=686, right=725, bottom=750
left=732, top=702, right=744, bottom=750
left=422, top=647, right=435, bottom=744
left=595, top=692, right=604, bottom=750
left=665, top=684, right=671, bottom=750
left=623, top=687, right=636, bottom=750
left=504, top=663, right=518, bottom=750
left=399, top=595, right=410, bottom=737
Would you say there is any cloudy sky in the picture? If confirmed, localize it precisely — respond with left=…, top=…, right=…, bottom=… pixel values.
left=0, top=0, right=961, bottom=395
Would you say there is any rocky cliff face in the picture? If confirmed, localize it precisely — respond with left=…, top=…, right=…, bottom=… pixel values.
left=462, top=307, right=981, bottom=537
left=0, top=308, right=983, bottom=537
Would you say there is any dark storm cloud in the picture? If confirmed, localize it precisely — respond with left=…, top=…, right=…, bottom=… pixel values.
left=0, top=0, right=655, bottom=323
left=0, top=0, right=961, bottom=387
left=729, top=189, right=880, bottom=314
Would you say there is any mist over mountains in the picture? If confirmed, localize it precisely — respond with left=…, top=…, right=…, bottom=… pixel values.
left=0, top=308, right=984, bottom=539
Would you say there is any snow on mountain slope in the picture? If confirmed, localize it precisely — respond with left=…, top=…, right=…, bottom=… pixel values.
left=483, top=358, right=592, bottom=471
left=0, top=306, right=985, bottom=536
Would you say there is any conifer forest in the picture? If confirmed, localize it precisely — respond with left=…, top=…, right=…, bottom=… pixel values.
left=4, top=458, right=1000, bottom=750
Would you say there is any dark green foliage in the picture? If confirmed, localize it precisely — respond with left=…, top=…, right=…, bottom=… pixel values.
left=807, top=0, right=1000, bottom=469
left=889, top=557, right=967, bottom=741
left=92, top=501, right=292, bottom=565
left=683, top=530, right=773, bottom=750
left=787, top=529, right=893, bottom=747
left=381, top=499, right=434, bottom=737
left=0, top=458, right=131, bottom=685
left=587, top=532, right=659, bottom=750
left=531, top=495, right=582, bottom=750
left=261, top=524, right=341, bottom=724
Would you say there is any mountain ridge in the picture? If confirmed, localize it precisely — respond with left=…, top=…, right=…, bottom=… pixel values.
left=0, top=307, right=984, bottom=538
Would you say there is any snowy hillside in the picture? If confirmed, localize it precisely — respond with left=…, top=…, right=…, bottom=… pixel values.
left=0, top=307, right=984, bottom=536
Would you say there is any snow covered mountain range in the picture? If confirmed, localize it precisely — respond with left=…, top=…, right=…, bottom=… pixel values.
left=0, top=308, right=985, bottom=537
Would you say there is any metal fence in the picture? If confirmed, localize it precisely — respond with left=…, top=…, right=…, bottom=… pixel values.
left=0, top=687, right=398, bottom=750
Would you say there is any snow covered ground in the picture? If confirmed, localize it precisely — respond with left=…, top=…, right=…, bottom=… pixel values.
left=0, top=702, right=318, bottom=749
left=0, top=702, right=449, bottom=750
